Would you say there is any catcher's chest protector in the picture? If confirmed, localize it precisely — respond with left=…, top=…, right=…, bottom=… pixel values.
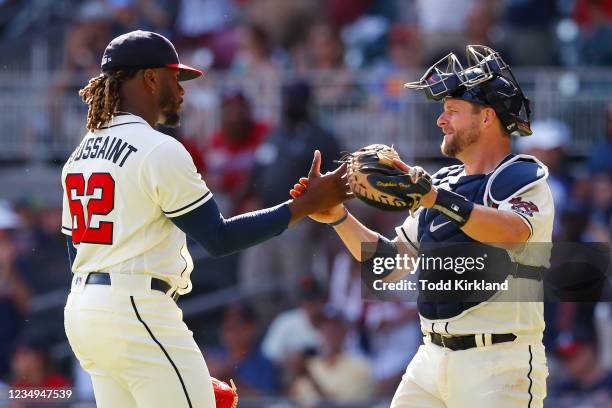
left=416, top=155, right=536, bottom=320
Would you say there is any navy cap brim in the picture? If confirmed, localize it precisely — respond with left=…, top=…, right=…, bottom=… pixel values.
left=166, top=63, right=203, bottom=81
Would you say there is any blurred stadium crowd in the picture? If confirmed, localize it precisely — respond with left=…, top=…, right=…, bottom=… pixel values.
left=0, top=0, right=611, bottom=407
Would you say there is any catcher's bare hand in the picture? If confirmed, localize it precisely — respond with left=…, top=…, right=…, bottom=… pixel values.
left=392, top=158, right=437, bottom=207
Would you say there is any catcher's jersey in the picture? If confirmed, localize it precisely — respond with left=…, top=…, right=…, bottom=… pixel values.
left=61, top=114, right=212, bottom=295
left=395, top=154, right=554, bottom=336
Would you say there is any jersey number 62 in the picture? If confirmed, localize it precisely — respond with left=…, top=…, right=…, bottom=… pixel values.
left=65, top=173, right=115, bottom=245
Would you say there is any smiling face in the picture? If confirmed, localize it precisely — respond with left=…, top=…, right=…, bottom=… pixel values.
left=156, top=68, right=184, bottom=127
left=436, top=98, right=484, bottom=158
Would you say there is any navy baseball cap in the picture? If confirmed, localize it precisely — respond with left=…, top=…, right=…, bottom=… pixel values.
left=101, top=30, right=203, bottom=81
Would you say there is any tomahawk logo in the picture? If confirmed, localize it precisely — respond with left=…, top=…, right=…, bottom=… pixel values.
left=509, top=197, right=539, bottom=217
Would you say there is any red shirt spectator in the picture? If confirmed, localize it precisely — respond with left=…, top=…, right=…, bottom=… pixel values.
left=13, top=373, right=71, bottom=389
left=204, top=121, right=269, bottom=193
left=574, top=0, right=612, bottom=28
left=198, top=90, right=269, bottom=214
left=10, top=336, right=71, bottom=389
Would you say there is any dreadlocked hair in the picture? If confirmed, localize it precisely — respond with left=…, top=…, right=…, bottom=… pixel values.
left=78, top=69, right=140, bottom=131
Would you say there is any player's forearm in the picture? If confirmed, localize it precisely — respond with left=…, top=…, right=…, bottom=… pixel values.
left=332, top=211, right=379, bottom=261
left=423, top=188, right=530, bottom=245
left=461, top=205, right=530, bottom=245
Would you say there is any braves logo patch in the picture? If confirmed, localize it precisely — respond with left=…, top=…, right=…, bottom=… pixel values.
left=509, top=197, right=539, bottom=217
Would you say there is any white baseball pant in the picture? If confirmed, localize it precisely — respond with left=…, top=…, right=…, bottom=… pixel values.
left=64, top=273, right=215, bottom=408
left=391, top=335, right=548, bottom=408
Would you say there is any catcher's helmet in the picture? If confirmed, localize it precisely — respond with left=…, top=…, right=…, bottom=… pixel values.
left=404, top=45, right=532, bottom=136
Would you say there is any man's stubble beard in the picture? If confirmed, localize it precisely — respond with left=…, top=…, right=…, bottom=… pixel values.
left=158, top=87, right=181, bottom=128
left=441, top=121, right=480, bottom=158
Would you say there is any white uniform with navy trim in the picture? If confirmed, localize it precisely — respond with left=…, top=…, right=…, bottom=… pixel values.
left=390, top=155, right=553, bottom=408
left=62, top=114, right=216, bottom=408
left=61, top=113, right=212, bottom=295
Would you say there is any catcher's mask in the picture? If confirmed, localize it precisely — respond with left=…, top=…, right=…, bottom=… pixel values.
left=404, top=45, right=532, bottom=137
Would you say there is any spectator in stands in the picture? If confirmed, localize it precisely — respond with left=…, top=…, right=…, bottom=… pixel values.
left=584, top=171, right=612, bottom=242
left=289, top=307, right=374, bottom=405
left=204, top=302, right=280, bottom=397
left=232, top=25, right=279, bottom=78
left=238, top=81, right=341, bottom=312
left=261, top=277, right=326, bottom=368
left=107, top=0, right=177, bottom=38
left=414, top=0, right=476, bottom=65
left=61, top=1, right=113, bottom=77
left=174, top=0, right=239, bottom=69
left=0, top=203, right=29, bottom=381
left=574, top=0, right=612, bottom=65
left=296, top=21, right=357, bottom=109
left=49, top=1, right=113, bottom=153
left=368, top=24, right=425, bottom=144
left=231, top=24, right=281, bottom=123
left=327, top=252, right=363, bottom=335
left=326, top=245, right=422, bottom=395
left=517, top=120, right=573, bottom=238
left=10, top=332, right=70, bottom=388
left=382, top=24, right=421, bottom=72
left=12, top=200, right=68, bottom=293
left=197, top=89, right=270, bottom=215
left=464, top=0, right=498, bottom=46
left=552, top=331, right=612, bottom=404
left=587, top=102, right=612, bottom=175
left=363, top=302, right=420, bottom=396
left=243, top=0, right=319, bottom=52
left=326, top=0, right=372, bottom=27
left=582, top=103, right=612, bottom=243
left=370, top=24, right=421, bottom=110
left=497, top=0, right=558, bottom=65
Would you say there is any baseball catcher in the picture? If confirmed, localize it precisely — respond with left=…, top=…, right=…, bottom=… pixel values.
left=291, top=45, right=553, bottom=408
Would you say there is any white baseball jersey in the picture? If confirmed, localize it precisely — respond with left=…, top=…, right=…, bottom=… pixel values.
left=61, top=113, right=212, bottom=295
left=395, top=156, right=554, bottom=336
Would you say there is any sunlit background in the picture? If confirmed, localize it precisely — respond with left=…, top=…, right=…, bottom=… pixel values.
left=0, top=0, right=610, bottom=407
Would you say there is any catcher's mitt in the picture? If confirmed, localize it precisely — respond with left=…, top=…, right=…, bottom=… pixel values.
left=340, top=144, right=432, bottom=212
left=212, top=378, right=238, bottom=408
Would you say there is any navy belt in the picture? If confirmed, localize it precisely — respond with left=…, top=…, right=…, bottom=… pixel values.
left=512, top=263, right=545, bottom=281
left=85, top=272, right=179, bottom=302
left=430, top=332, right=516, bottom=351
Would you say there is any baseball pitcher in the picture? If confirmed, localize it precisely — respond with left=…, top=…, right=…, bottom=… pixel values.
left=61, top=30, right=350, bottom=408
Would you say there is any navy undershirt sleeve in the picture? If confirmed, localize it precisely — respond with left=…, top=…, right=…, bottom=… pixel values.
left=170, top=197, right=291, bottom=257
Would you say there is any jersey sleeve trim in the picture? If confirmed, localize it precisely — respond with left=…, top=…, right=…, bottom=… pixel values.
left=163, top=191, right=213, bottom=217
left=512, top=210, right=534, bottom=240
left=61, top=226, right=72, bottom=236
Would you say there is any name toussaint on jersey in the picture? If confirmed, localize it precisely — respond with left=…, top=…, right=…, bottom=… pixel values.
left=69, top=135, right=138, bottom=167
